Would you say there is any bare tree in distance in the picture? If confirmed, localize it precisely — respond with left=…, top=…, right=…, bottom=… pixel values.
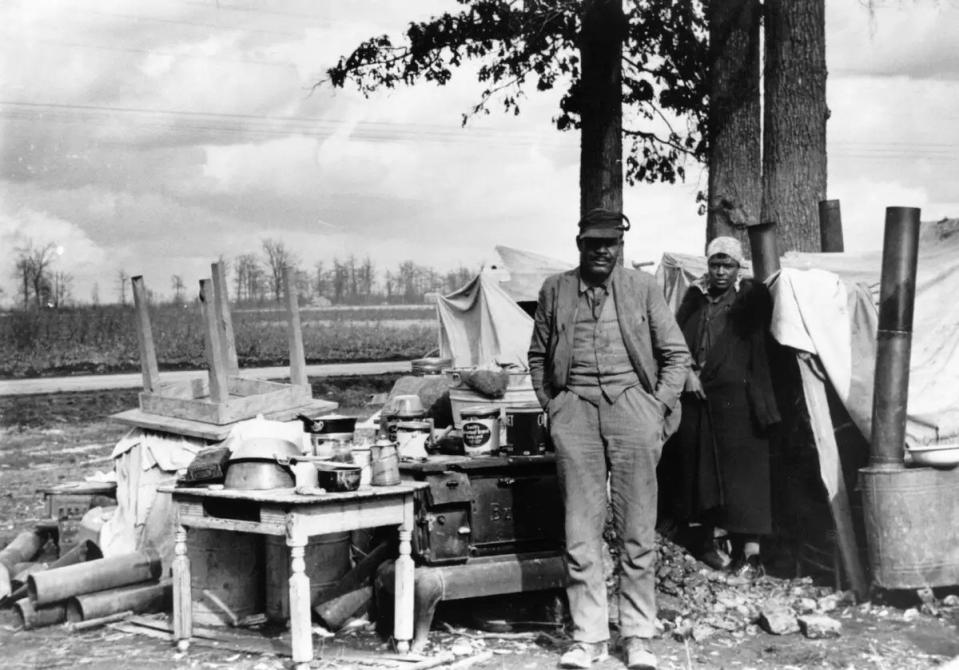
left=14, top=255, right=30, bottom=309
left=171, top=274, right=186, bottom=304
left=261, top=238, right=298, bottom=302
left=13, top=241, right=59, bottom=309
left=234, top=253, right=263, bottom=303
left=91, top=282, right=100, bottom=306
left=52, top=271, right=72, bottom=307
left=116, top=269, right=130, bottom=305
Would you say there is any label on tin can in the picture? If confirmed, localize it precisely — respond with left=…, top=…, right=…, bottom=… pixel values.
left=462, top=421, right=492, bottom=448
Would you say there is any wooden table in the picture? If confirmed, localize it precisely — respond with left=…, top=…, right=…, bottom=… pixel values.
left=162, top=483, right=428, bottom=669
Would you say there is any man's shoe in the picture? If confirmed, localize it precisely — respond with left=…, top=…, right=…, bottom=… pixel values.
left=622, top=637, right=658, bottom=670
left=559, top=641, right=609, bottom=668
left=729, top=554, right=765, bottom=580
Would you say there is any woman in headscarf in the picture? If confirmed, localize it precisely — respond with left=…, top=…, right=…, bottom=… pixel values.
left=659, top=236, right=780, bottom=578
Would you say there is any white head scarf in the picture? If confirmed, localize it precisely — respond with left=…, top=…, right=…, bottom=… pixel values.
left=706, top=236, right=744, bottom=266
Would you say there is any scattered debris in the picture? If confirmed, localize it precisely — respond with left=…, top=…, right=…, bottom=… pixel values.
left=797, top=614, right=841, bottom=639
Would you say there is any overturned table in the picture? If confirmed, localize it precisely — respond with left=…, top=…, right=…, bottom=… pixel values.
left=162, top=482, right=428, bottom=669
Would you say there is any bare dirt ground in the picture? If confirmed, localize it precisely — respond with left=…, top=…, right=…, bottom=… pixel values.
left=1, top=385, right=958, bottom=669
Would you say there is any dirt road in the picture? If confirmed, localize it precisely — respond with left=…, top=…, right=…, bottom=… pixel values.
left=0, top=361, right=412, bottom=396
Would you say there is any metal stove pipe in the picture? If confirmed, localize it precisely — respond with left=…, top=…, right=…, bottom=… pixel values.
left=819, top=199, right=845, bottom=252
left=747, top=221, right=781, bottom=283
left=869, top=206, right=921, bottom=468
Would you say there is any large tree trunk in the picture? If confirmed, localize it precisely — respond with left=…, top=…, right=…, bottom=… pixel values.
left=705, top=0, right=761, bottom=253
left=761, top=0, right=828, bottom=253
left=579, top=0, right=624, bottom=218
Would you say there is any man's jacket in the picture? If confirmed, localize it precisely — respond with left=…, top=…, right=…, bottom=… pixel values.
left=528, top=264, right=691, bottom=435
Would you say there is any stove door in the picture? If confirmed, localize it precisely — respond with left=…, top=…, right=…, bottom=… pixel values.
left=468, top=471, right=563, bottom=555
left=412, top=471, right=473, bottom=564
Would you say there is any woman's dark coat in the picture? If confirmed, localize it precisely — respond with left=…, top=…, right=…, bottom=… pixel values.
left=660, top=278, right=780, bottom=535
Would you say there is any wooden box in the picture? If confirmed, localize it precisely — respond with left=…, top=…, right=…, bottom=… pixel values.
left=139, top=376, right=313, bottom=425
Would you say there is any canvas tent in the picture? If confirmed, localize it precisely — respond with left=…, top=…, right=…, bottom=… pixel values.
left=657, top=217, right=959, bottom=449
left=480, top=222, right=958, bottom=592
left=441, top=226, right=959, bottom=450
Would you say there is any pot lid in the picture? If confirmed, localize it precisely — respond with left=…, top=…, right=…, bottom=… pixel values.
left=460, top=405, right=500, bottom=418
left=397, top=420, right=431, bottom=430
left=300, top=414, right=358, bottom=433
left=230, top=436, right=302, bottom=462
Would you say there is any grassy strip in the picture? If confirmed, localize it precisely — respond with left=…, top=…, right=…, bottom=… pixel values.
left=0, top=306, right=437, bottom=377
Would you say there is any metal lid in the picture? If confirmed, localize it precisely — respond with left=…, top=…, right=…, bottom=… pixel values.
left=229, top=436, right=302, bottom=462
left=505, top=405, right=545, bottom=415
left=396, top=420, right=431, bottom=430
left=460, top=405, right=500, bottom=418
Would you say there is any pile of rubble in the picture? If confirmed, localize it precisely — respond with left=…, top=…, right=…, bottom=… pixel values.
left=650, top=535, right=855, bottom=642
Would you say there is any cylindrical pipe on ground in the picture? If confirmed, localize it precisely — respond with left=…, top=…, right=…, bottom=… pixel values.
left=869, top=206, right=921, bottom=468
left=0, top=530, right=48, bottom=573
left=0, top=540, right=102, bottom=607
left=14, top=598, right=68, bottom=630
left=66, top=579, right=171, bottom=622
left=747, top=222, right=781, bottom=283
left=819, top=199, right=845, bottom=252
left=28, top=550, right=161, bottom=606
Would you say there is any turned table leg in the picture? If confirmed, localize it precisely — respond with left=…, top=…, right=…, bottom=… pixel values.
left=172, top=523, right=192, bottom=652
left=287, top=531, right=313, bottom=670
left=394, top=497, right=415, bottom=653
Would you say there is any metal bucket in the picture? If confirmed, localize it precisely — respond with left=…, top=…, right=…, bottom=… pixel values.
left=265, top=532, right=351, bottom=622
left=189, top=529, right=263, bottom=626
left=860, top=465, right=959, bottom=589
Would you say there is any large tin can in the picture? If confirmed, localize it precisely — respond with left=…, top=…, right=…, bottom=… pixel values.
left=460, top=405, right=500, bottom=456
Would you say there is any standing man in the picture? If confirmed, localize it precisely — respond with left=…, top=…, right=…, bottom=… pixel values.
left=528, top=208, right=690, bottom=670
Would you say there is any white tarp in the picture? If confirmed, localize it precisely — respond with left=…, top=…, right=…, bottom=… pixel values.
left=489, top=245, right=574, bottom=303
left=436, top=272, right=534, bottom=369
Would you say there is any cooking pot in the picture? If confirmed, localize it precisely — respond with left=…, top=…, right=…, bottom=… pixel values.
left=224, top=437, right=302, bottom=490
left=389, top=395, right=425, bottom=418
left=411, top=357, right=452, bottom=376
left=298, top=414, right=357, bottom=458
left=315, top=462, right=361, bottom=492
left=297, top=413, right=357, bottom=437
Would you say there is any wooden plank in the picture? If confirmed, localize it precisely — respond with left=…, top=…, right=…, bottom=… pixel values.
left=111, top=408, right=230, bottom=441
left=227, top=376, right=296, bottom=396
left=138, top=393, right=222, bottom=424
left=110, top=399, right=338, bottom=441
left=139, top=381, right=313, bottom=425
left=163, top=482, right=427, bottom=505
left=212, top=261, right=240, bottom=376
left=131, top=276, right=160, bottom=393
left=216, top=386, right=314, bottom=424
left=798, top=355, right=869, bottom=599
left=284, top=266, right=308, bottom=389
left=199, top=278, right=229, bottom=404
left=152, top=378, right=206, bottom=400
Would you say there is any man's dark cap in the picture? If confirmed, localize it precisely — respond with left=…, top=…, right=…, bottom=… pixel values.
left=577, top=208, right=631, bottom=239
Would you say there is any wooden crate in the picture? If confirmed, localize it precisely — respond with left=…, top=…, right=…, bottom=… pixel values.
left=139, top=376, right=313, bottom=425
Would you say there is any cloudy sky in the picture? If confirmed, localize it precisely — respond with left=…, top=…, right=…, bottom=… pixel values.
left=1, top=0, right=957, bottom=305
